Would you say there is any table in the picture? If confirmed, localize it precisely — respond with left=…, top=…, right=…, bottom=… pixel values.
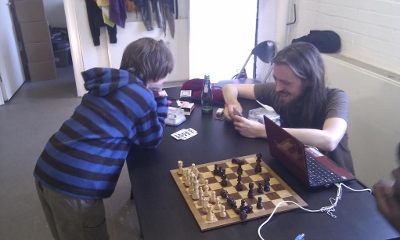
left=126, top=87, right=399, bottom=240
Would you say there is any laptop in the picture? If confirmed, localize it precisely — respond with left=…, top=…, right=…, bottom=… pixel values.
left=263, top=115, right=355, bottom=188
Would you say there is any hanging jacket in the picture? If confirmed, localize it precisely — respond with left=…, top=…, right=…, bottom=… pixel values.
left=85, top=0, right=117, bottom=46
left=109, top=0, right=127, bottom=28
left=33, top=68, right=168, bottom=199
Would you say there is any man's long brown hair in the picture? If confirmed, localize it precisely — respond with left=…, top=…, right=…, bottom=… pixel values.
left=272, top=42, right=327, bottom=129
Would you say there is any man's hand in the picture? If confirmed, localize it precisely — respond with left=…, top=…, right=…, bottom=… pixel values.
left=223, top=104, right=243, bottom=121
left=373, top=179, right=400, bottom=231
left=232, top=116, right=267, bottom=139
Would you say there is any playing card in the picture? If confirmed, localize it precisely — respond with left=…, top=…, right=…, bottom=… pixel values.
left=171, top=128, right=197, bottom=140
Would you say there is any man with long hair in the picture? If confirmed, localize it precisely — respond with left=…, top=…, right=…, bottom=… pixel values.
left=223, top=42, right=354, bottom=174
left=34, top=37, right=173, bottom=240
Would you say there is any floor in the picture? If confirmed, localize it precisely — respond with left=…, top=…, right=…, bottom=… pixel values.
left=0, top=66, right=142, bottom=240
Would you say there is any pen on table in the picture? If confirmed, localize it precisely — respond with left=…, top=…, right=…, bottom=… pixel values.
left=294, top=233, right=305, bottom=240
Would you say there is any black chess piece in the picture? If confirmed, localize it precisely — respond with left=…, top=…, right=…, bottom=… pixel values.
left=232, top=157, right=239, bottom=164
left=264, top=178, right=270, bottom=191
left=240, top=199, right=246, bottom=211
left=245, top=205, right=253, bottom=213
left=256, top=152, right=262, bottom=160
left=213, top=164, right=219, bottom=175
left=240, top=211, right=248, bottom=220
left=237, top=162, right=243, bottom=175
left=220, top=190, right=228, bottom=199
left=257, top=182, right=264, bottom=194
left=256, top=197, right=264, bottom=209
left=221, top=174, right=227, bottom=187
left=247, top=182, right=255, bottom=198
left=236, top=173, right=243, bottom=191
left=255, top=162, right=262, bottom=173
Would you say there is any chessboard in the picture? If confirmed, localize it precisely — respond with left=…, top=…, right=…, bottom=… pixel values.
left=170, top=154, right=308, bottom=231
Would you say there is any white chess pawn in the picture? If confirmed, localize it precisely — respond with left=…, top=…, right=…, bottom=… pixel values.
left=219, top=205, right=226, bottom=218
left=191, top=163, right=196, bottom=172
left=177, top=160, right=183, bottom=175
left=206, top=205, right=214, bottom=221
left=198, top=172, right=205, bottom=185
left=214, top=197, right=221, bottom=210
left=203, top=179, right=210, bottom=197
left=209, top=191, right=216, bottom=203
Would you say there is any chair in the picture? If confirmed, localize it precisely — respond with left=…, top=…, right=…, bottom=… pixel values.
left=234, top=40, right=276, bottom=83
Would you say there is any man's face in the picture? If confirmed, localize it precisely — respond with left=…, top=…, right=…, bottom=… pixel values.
left=273, top=64, right=307, bottom=105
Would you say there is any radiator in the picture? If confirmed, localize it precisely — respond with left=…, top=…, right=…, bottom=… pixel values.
left=323, top=54, right=400, bottom=187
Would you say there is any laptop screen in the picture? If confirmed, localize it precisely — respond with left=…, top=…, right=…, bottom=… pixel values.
left=264, top=115, right=310, bottom=186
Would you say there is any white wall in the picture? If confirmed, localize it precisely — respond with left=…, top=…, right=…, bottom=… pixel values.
left=42, top=0, right=67, bottom=27
left=324, top=54, right=400, bottom=187
left=289, top=0, right=400, bottom=75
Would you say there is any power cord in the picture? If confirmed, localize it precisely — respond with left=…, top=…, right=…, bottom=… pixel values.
left=257, top=183, right=372, bottom=240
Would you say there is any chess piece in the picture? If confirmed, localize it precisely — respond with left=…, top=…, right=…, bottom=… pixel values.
left=255, top=154, right=262, bottom=173
left=213, top=164, right=219, bottom=175
left=214, top=197, right=221, bottom=210
left=236, top=173, right=243, bottom=191
left=198, top=194, right=204, bottom=206
left=240, top=211, right=248, bottom=220
left=206, top=205, right=214, bottom=221
left=220, top=190, right=228, bottom=199
left=184, top=173, right=191, bottom=187
left=202, top=200, right=209, bottom=214
left=209, top=191, right=216, bottom=203
left=192, top=185, right=200, bottom=200
left=221, top=174, right=227, bottom=187
left=219, top=205, right=227, bottom=218
left=256, top=197, right=264, bottom=209
left=188, top=175, right=195, bottom=194
left=240, top=199, right=246, bottom=211
left=264, top=178, right=270, bottom=192
left=203, top=180, right=210, bottom=197
left=237, top=162, right=243, bottom=175
left=177, top=160, right=183, bottom=175
left=257, top=182, right=264, bottom=194
left=198, top=172, right=205, bottom=185
left=248, top=182, right=255, bottom=198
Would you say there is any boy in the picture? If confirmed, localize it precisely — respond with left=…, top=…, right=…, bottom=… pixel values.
left=34, top=37, right=174, bottom=240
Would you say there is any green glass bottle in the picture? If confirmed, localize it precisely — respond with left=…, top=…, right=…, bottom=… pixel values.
left=201, top=75, right=213, bottom=114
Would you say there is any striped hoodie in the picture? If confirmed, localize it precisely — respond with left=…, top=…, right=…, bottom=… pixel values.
left=34, top=68, right=168, bottom=199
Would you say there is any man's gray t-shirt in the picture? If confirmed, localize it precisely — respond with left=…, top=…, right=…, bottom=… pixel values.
left=254, top=82, right=354, bottom=174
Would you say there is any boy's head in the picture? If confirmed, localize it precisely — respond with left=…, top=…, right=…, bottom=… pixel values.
left=120, top=38, right=174, bottom=84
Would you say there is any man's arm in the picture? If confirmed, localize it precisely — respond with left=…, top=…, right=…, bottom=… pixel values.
left=284, top=117, right=347, bottom=151
left=222, top=84, right=256, bottom=121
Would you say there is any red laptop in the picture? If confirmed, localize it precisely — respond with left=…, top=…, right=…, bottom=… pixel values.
left=263, top=115, right=355, bottom=188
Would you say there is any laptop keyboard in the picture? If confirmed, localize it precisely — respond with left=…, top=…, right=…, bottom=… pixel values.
left=305, top=153, right=342, bottom=187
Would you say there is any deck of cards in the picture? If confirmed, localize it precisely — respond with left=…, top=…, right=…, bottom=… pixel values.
left=171, top=128, right=197, bottom=140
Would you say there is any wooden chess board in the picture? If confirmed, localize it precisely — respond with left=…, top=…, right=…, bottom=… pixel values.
left=170, top=154, right=308, bottom=231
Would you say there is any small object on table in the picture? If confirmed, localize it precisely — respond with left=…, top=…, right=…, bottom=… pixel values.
left=236, top=173, right=243, bottom=191
left=214, top=197, right=221, bottom=210
left=219, top=205, right=227, bottom=218
left=240, top=199, right=247, bottom=211
left=206, top=205, right=214, bottom=221
left=256, top=197, right=264, bottom=209
left=209, top=190, right=216, bottom=203
left=220, top=189, right=228, bottom=199
left=255, top=153, right=262, bottom=173
left=213, top=164, right=219, bottom=175
left=248, top=182, right=255, bottom=198
left=240, top=211, right=248, bottom=220
left=177, top=160, right=183, bottom=175
left=221, top=174, right=227, bottom=187
left=237, top=162, right=244, bottom=175
left=257, top=182, right=264, bottom=194
left=264, top=178, right=270, bottom=192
